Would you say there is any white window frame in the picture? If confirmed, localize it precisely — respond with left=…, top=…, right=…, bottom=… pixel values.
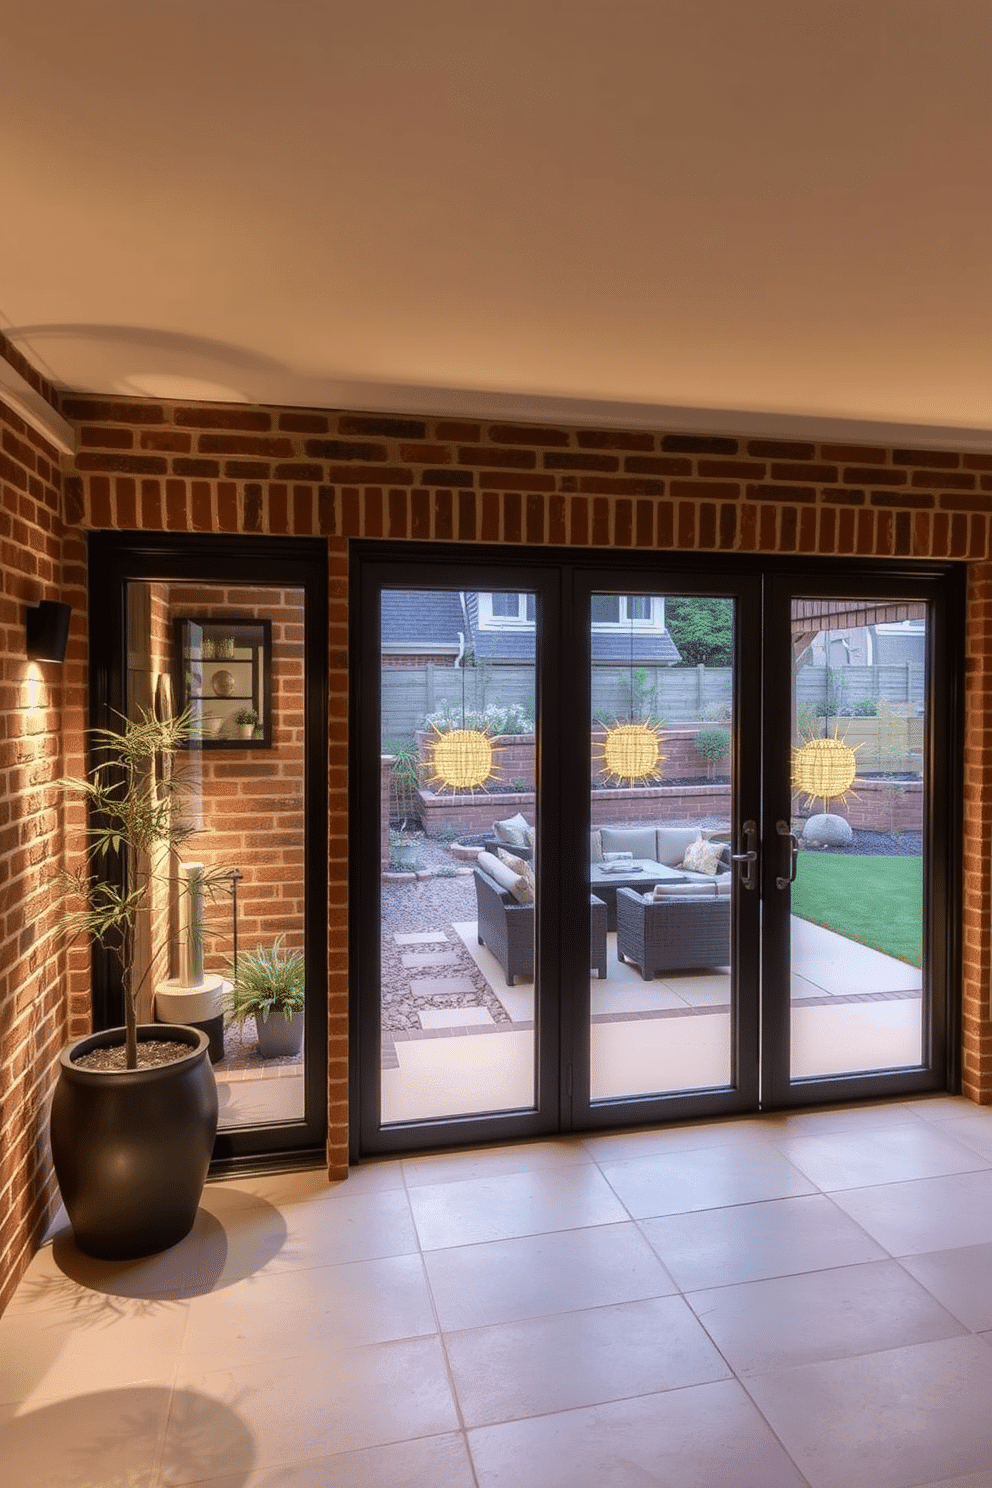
left=590, top=595, right=666, bottom=631
left=477, top=592, right=536, bottom=629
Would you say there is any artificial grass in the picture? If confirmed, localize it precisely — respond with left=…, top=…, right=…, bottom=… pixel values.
left=790, top=851, right=923, bottom=967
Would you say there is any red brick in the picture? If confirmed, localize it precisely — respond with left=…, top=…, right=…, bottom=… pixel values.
left=457, top=490, right=477, bottom=540
left=399, top=443, right=451, bottom=463
left=624, top=455, right=692, bottom=476
left=544, top=452, right=619, bottom=471
left=770, top=462, right=838, bottom=482
left=525, top=494, right=545, bottom=544
left=434, top=420, right=481, bottom=441
left=663, top=434, right=738, bottom=455
left=175, top=407, right=271, bottom=430
left=75, top=453, right=168, bottom=475
left=670, top=480, right=741, bottom=501
left=62, top=398, right=166, bottom=423
left=458, top=445, right=537, bottom=469
left=139, top=429, right=191, bottom=453
left=747, top=439, right=815, bottom=459
left=199, top=434, right=293, bottom=457
left=325, top=464, right=413, bottom=485
left=339, top=414, right=427, bottom=438
left=821, top=443, right=887, bottom=464
left=278, top=411, right=330, bottom=433
left=479, top=471, right=555, bottom=492
left=577, top=429, right=655, bottom=451
left=893, top=447, right=960, bottom=467
left=489, top=423, right=570, bottom=446
left=79, top=426, right=133, bottom=449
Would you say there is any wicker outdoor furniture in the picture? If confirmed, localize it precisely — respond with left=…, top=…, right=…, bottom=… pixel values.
left=473, top=864, right=608, bottom=985
left=615, top=885, right=731, bottom=979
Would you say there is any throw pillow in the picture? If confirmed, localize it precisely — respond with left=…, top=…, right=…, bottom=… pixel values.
left=652, top=881, right=717, bottom=900
left=493, top=811, right=532, bottom=847
left=681, top=837, right=724, bottom=876
left=497, top=847, right=537, bottom=897
left=478, top=850, right=534, bottom=904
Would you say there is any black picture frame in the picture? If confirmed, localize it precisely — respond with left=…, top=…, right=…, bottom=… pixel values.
left=174, top=616, right=273, bottom=747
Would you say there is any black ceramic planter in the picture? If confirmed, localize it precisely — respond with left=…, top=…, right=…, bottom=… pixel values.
left=50, top=1024, right=218, bottom=1260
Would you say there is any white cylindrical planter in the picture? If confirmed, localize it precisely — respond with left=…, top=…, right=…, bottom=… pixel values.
left=155, top=974, right=230, bottom=1064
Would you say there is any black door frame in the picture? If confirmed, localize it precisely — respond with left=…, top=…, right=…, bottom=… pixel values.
left=88, top=531, right=329, bottom=1172
left=352, top=542, right=963, bottom=1159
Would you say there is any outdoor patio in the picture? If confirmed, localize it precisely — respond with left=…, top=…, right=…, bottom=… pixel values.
left=380, top=854, right=923, bottom=1125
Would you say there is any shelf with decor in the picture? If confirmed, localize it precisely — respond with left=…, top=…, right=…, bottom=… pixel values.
left=174, top=617, right=273, bottom=747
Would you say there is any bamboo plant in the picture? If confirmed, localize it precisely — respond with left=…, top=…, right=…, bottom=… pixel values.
left=55, top=706, right=228, bottom=1068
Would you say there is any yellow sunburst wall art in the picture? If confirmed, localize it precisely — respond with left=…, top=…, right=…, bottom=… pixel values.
left=595, top=721, right=665, bottom=786
left=426, top=725, right=501, bottom=792
left=792, top=726, right=861, bottom=814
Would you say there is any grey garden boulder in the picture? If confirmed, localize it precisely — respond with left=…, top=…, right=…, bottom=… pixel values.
left=803, top=813, right=853, bottom=848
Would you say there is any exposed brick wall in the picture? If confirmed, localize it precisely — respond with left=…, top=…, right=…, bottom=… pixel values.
left=167, top=586, right=306, bottom=971
left=50, top=396, right=992, bottom=1189
left=0, top=392, right=73, bottom=1316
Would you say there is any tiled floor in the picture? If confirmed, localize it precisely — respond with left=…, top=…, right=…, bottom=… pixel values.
left=6, top=1097, right=992, bottom=1485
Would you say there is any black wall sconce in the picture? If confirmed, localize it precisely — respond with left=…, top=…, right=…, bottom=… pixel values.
left=26, top=600, right=72, bottom=662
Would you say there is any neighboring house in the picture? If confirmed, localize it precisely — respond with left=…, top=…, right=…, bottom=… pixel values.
left=809, top=620, right=926, bottom=670
left=381, top=589, right=682, bottom=666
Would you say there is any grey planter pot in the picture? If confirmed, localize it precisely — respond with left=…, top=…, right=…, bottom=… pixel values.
left=255, top=1008, right=305, bottom=1058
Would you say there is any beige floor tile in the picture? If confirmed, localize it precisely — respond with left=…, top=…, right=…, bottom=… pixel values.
left=925, top=1110, right=992, bottom=1161
left=447, top=1294, right=731, bottom=1426
left=0, top=1294, right=188, bottom=1407
left=162, top=1336, right=460, bottom=1483
left=423, top=1222, right=676, bottom=1331
left=408, top=1164, right=629, bottom=1250
left=467, top=1379, right=808, bottom=1488
left=219, top=1158, right=406, bottom=1206
left=831, top=1169, right=992, bottom=1255
left=402, top=1136, right=592, bottom=1188
left=900, top=1242, right=992, bottom=1331
left=903, top=1095, right=986, bottom=1124
left=251, top=1185, right=420, bottom=1273
left=687, top=1259, right=966, bottom=1375
left=641, top=1192, right=888, bottom=1291
left=185, top=1433, right=478, bottom=1487
left=743, top=1335, right=992, bottom=1488
left=178, top=1253, right=436, bottom=1373
left=751, top=1100, right=931, bottom=1138
left=580, top=1114, right=780, bottom=1162
left=599, top=1141, right=815, bottom=1219
left=0, top=1386, right=173, bottom=1488
left=773, top=1121, right=991, bottom=1191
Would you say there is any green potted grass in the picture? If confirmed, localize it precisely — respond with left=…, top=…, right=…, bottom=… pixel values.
left=226, top=937, right=306, bottom=1057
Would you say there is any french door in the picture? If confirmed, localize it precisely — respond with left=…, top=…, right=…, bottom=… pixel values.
left=353, top=545, right=961, bottom=1158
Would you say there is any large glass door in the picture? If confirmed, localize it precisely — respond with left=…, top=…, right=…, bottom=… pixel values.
left=759, top=574, right=958, bottom=1107
left=354, top=546, right=959, bottom=1157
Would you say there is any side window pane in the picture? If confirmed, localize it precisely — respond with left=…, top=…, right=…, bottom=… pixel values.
left=591, top=595, right=620, bottom=623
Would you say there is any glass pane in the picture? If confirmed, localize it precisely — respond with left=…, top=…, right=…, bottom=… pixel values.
left=789, top=599, right=925, bottom=1078
left=379, top=588, right=537, bottom=1124
left=590, top=592, right=735, bottom=1100
left=127, top=581, right=307, bottom=1129
left=491, top=592, right=519, bottom=617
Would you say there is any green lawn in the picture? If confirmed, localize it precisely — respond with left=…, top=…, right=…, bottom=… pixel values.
left=791, top=852, right=923, bottom=967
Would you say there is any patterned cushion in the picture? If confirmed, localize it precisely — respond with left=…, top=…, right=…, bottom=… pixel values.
left=681, top=837, right=725, bottom=876
left=652, top=880, right=718, bottom=900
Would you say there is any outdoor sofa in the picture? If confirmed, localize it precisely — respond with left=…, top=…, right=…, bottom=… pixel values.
left=473, top=855, right=608, bottom=985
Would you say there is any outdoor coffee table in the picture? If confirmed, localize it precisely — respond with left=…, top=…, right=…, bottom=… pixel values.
left=589, top=859, right=687, bottom=930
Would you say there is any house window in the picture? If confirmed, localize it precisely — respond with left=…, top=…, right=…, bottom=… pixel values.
left=591, top=594, right=663, bottom=628
left=480, top=592, right=536, bottom=626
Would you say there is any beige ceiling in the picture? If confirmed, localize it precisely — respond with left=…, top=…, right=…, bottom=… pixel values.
left=4, top=1, right=991, bottom=444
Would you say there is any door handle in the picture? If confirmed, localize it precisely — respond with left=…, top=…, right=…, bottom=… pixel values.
left=775, top=819, right=799, bottom=889
left=731, top=819, right=758, bottom=891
